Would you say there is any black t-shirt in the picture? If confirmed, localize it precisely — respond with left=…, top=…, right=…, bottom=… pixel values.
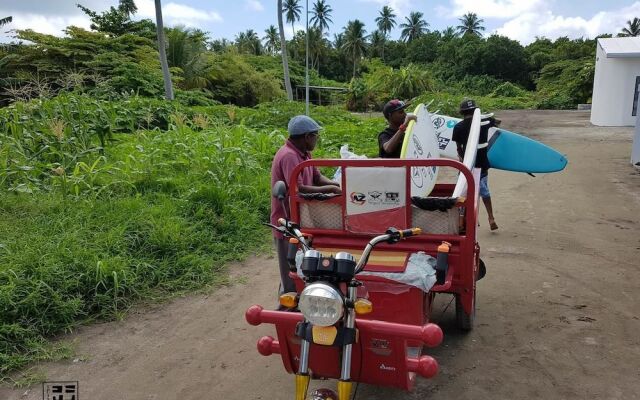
left=452, top=117, right=494, bottom=173
left=378, top=127, right=401, bottom=158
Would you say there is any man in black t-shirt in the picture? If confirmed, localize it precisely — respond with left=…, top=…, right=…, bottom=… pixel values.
left=378, top=99, right=417, bottom=158
left=452, top=99, right=499, bottom=230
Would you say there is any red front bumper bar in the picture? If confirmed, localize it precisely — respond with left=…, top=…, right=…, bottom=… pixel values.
left=246, top=305, right=443, bottom=379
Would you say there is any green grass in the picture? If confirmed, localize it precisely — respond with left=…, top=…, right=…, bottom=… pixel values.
left=0, top=95, right=389, bottom=379
left=414, top=90, right=538, bottom=116
left=0, top=92, right=527, bottom=379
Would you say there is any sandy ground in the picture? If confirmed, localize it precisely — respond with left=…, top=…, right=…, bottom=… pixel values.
left=2, top=110, right=640, bottom=400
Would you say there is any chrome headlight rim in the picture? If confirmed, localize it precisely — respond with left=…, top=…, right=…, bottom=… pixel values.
left=299, top=282, right=344, bottom=327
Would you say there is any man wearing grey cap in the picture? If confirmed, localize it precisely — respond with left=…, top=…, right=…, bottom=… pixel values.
left=270, top=115, right=341, bottom=298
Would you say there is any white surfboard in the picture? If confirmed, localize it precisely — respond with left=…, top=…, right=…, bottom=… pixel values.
left=452, top=108, right=481, bottom=199
left=431, top=113, right=494, bottom=159
left=400, top=104, right=440, bottom=197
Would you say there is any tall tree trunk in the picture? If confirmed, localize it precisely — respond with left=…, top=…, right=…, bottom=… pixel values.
left=278, top=0, right=293, bottom=100
left=353, top=55, right=356, bottom=78
left=154, top=0, right=174, bottom=100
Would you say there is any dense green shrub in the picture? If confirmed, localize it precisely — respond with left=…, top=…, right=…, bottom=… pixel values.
left=205, top=52, right=284, bottom=106
left=490, top=82, right=528, bottom=98
left=535, top=57, right=595, bottom=108
left=174, top=89, right=220, bottom=107
left=535, top=93, right=576, bottom=110
left=346, top=60, right=435, bottom=111
left=346, top=78, right=377, bottom=111
left=447, top=74, right=503, bottom=96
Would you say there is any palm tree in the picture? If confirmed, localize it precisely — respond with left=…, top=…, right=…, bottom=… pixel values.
left=263, top=25, right=280, bottom=55
left=400, top=11, right=429, bottom=43
left=375, top=6, right=396, bottom=61
left=119, top=0, right=137, bottom=16
left=306, top=27, right=327, bottom=71
left=166, top=26, right=209, bottom=89
left=154, top=0, right=174, bottom=100
left=0, top=16, right=12, bottom=27
left=283, top=0, right=302, bottom=36
left=278, top=0, right=293, bottom=100
left=457, top=12, right=485, bottom=37
left=368, top=30, right=385, bottom=59
left=333, top=33, right=344, bottom=48
left=441, top=26, right=458, bottom=40
left=619, top=17, right=640, bottom=37
left=342, top=19, right=367, bottom=78
left=310, top=0, right=333, bottom=34
left=376, top=6, right=396, bottom=35
left=209, top=38, right=231, bottom=52
left=236, top=30, right=262, bottom=55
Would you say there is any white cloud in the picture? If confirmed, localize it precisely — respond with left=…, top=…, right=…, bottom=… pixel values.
left=0, top=12, right=92, bottom=42
left=359, top=0, right=412, bottom=17
left=494, top=2, right=640, bottom=44
left=0, top=1, right=224, bottom=42
left=136, top=0, right=223, bottom=26
left=245, top=0, right=265, bottom=12
left=437, top=0, right=549, bottom=19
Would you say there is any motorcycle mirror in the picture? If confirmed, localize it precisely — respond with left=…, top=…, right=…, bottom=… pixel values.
left=272, top=181, right=287, bottom=200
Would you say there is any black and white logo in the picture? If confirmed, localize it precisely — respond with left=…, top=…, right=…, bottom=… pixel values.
left=433, top=116, right=446, bottom=129
left=368, top=191, right=383, bottom=204
left=384, top=192, right=400, bottom=204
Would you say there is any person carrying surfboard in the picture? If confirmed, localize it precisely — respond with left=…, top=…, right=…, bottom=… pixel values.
left=452, top=99, right=499, bottom=231
left=378, top=99, right=418, bottom=158
left=270, top=115, right=342, bottom=299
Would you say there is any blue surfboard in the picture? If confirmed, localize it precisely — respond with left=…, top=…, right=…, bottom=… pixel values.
left=431, top=114, right=568, bottom=173
left=487, top=129, right=567, bottom=173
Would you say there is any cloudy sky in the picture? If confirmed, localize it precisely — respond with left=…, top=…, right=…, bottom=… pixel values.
left=1, top=0, right=639, bottom=45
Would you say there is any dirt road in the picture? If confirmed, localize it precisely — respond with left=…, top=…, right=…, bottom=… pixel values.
left=2, top=111, right=640, bottom=400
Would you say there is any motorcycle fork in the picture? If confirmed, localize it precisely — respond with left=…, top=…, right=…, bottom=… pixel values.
left=295, top=336, right=311, bottom=400
left=295, top=285, right=356, bottom=400
left=337, top=284, right=357, bottom=400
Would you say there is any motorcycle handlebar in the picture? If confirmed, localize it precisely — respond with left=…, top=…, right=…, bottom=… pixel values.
left=276, top=218, right=310, bottom=250
left=399, top=228, right=422, bottom=238
left=268, top=220, right=421, bottom=272
left=355, top=227, right=422, bottom=273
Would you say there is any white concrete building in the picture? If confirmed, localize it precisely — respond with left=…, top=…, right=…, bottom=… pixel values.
left=591, top=37, right=640, bottom=127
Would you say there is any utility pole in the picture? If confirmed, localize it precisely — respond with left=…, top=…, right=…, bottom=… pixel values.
left=305, top=0, right=310, bottom=115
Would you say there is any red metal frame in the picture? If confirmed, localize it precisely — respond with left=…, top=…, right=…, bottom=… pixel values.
left=247, top=305, right=442, bottom=389
left=289, top=158, right=479, bottom=311
left=246, top=158, right=480, bottom=391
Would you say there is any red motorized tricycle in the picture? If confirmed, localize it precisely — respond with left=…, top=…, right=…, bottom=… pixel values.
left=246, top=158, right=483, bottom=400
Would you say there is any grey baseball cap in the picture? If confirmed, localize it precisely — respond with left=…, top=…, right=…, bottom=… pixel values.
left=287, top=115, right=322, bottom=137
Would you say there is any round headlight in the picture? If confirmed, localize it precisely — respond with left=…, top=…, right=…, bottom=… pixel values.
left=298, top=282, right=344, bottom=326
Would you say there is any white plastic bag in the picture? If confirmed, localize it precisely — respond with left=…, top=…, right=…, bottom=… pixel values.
left=339, top=144, right=367, bottom=160
left=333, top=145, right=368, bottom=183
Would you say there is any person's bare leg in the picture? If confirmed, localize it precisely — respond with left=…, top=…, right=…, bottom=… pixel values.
left=482, top=196, right=498, bottom=230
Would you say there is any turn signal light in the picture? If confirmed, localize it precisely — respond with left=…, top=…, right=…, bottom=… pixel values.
left=354, top=299, right=373, bottom=314
left=279, top=292, right=298, bottom=308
